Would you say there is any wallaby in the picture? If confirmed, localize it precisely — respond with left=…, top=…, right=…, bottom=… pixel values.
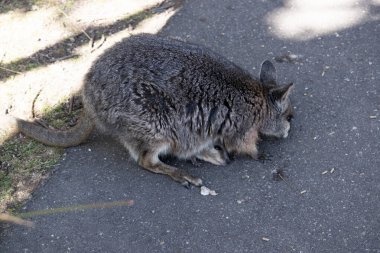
left=17, top=34, right=294, bottom=187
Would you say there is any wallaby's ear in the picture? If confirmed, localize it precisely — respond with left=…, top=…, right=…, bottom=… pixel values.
left=260, top=60, right=277, bottom=85
left=270, top=83, right=294, bottom=102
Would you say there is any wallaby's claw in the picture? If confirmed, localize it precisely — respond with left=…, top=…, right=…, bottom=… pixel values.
left=197, top=179, right=203, bottom=186
left=181, top=175, right=203, bottom=187
left=181, top=181, right=191, bottom=189
left=179, top=175, right=202, bottom=188
left=191, top=177, right=203, bottom=187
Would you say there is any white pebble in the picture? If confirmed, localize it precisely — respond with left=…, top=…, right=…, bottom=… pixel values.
left=200, top=186, right=218, bottom=196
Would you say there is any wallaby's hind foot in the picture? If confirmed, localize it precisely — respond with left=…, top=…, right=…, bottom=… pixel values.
left=138, top=151, right=203, bottom=188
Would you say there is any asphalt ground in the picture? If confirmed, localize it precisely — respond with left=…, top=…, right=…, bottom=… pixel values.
left=1, top=0, right=379, bottom=252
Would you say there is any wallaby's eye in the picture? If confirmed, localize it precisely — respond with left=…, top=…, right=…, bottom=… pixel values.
left=286, top=115, right=293, bottom=122
left=214, top=145, right=223, bottom=151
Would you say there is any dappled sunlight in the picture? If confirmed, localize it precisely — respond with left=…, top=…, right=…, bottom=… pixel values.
left=0, top=2, right=178, bottom=144
left=69, top=0, right=163, bottom=28
left=0, top=0, right=164, bottom=64
left=0, top=7, right=69, bottom=64
left=266, top=0, right=374, bottom=40
left=0, top=58, right=87, bottom=143
left=74, top=8, right=178, bottom=57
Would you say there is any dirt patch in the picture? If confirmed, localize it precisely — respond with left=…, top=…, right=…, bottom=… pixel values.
left=0, top=96, right=84, bottom=213
left=0, top=135, right=63, bottom=212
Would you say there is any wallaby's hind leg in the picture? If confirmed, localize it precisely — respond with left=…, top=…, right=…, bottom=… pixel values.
left=137, top=147, right=203, bottom=188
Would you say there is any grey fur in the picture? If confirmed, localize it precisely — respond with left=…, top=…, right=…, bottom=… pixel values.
left=17, top=34, right=294, bottom=187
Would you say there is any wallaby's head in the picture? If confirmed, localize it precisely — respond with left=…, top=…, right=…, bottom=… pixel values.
left=259, top=60, right=294, bottom=139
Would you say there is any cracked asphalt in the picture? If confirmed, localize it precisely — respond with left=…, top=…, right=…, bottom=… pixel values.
left=1, top=0, right=379, bottom=252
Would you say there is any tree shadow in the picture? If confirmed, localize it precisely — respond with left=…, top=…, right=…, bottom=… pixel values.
left=0, top=0, right=83, bottom=14
left=0, top=0, right=181, bottom=81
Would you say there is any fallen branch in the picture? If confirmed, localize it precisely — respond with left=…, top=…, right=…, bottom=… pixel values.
left=0, top=213, right=34, bottom=228
left=18, top=200, right=134, bottom=218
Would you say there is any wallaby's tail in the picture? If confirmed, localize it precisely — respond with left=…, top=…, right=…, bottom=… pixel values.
left=16, top=112, right=95, bottom=148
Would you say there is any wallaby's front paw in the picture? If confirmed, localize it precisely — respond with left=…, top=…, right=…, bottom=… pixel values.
left=184, top=176, right=203, bottom=187
left=172, top=170, right=203, bottom=188
left=179, top=176, right=203, bottom=188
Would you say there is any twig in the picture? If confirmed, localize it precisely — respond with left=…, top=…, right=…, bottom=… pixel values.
left=54, top=54, right=78, bottom=62
left=277, top=173, right=307, bottom=196
left=35, top=118, right=50, bottom=129
left=18, top=200, right=134, bottom=218
left=32, top=88, right=43, bottom=118
left=0, top=66, right=22, bottom=75
left=68, top=96, right=74, bottom=113
left=57, top=8, right=92, bottom=41
left=90, top=34, right=107, bottom=53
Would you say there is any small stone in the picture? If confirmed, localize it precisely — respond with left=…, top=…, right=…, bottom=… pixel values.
left=200, top=186, right=217, bottom=196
